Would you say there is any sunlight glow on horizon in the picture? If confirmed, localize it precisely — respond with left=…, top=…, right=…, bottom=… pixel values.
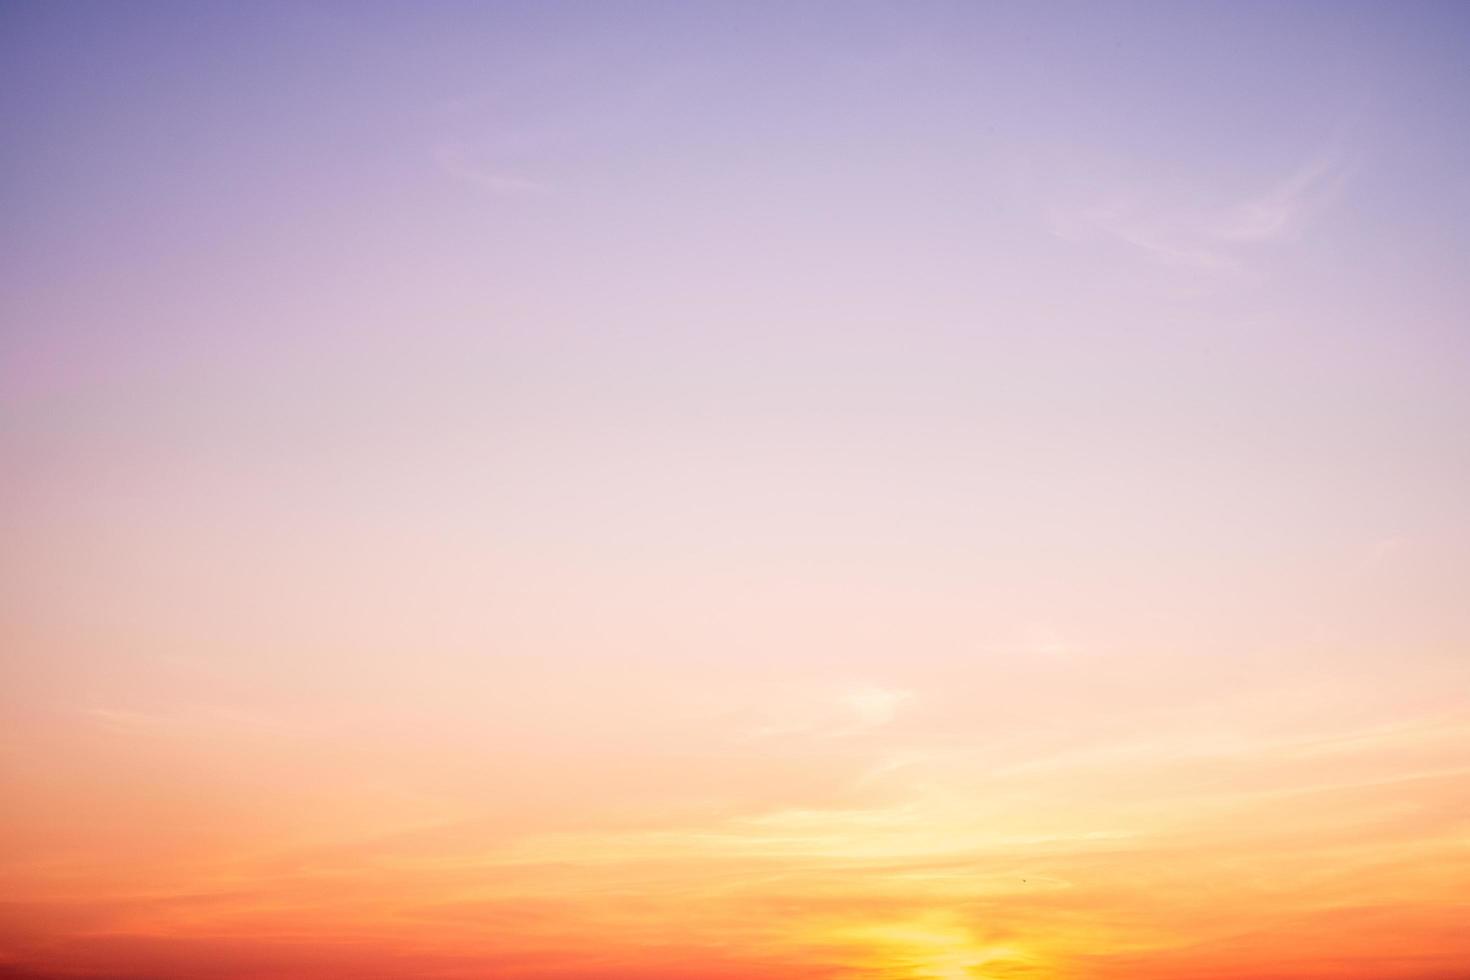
left=4, top=2, right=1470, bottom=978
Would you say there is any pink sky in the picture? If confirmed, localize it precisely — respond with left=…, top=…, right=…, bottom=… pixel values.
left=4, top=2, right=1470, bottom=977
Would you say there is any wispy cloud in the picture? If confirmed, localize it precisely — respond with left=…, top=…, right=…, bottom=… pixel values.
left=432, top=142, right=548, bottom=196
left=80, top=705, right=298, bottom=737
left=742, top=684, right=915, bottom=741
left=1045, top=146, right=1349, bottom=274
left=1209, top=152, right=1348, bottom=242
left=841, top=685, right=914, bottom=731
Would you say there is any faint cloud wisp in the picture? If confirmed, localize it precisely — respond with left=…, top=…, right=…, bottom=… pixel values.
left=433, top=141, right=549, bottom=196
left=1045, top=145, right=1350, bottom=274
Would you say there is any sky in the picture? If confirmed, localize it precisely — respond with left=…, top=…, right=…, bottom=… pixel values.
left=3, top=2, right=1470, bottom=978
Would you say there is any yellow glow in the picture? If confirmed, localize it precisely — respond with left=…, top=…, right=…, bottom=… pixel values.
left=815, top=915, right=1051, bottom=979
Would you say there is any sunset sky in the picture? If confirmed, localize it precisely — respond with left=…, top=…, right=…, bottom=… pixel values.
left=4, top=2, right=1470, bottom=978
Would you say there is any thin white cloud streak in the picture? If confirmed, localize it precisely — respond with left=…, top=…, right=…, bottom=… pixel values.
left=80, top=705, right=300, bottom=737
left=741, top=685, right=915, bottom=741
left=433, top=142, right=548, bottom=195
left=1046, top=146, right=1349, bottom=274
left=1209, top=152, right=1348, bottom=242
